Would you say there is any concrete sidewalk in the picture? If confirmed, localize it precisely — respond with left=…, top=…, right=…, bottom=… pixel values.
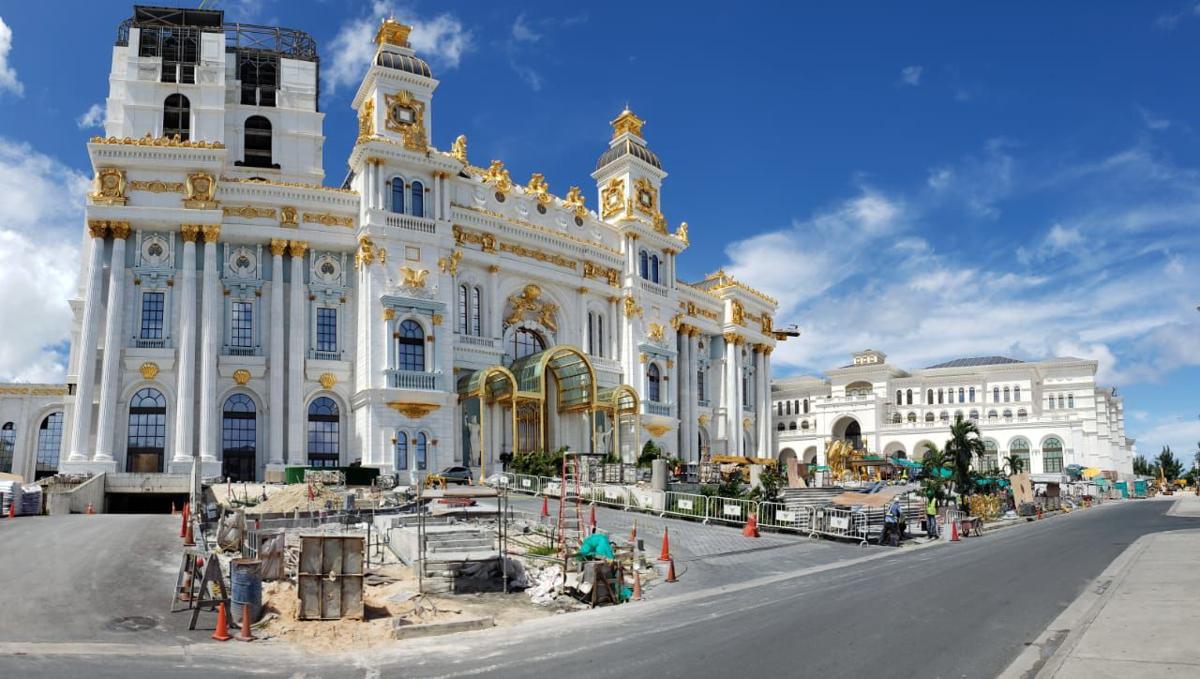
left=1005, top=494, right=1200, bottom=678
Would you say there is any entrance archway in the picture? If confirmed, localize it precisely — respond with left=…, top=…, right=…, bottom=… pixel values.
left=221, top=394, right=257, bottom=481
left=779, top=448, right=797, bottom=466
left=831, top=416, right=862, bottom=451
left=127, top=388, right=166, bottom=473
left=802, top=446, right=818, bottom=465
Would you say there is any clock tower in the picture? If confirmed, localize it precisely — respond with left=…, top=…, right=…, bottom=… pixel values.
left=591, top=107, right=669, bottom=234
left=351, top=18, right=438, bottom=153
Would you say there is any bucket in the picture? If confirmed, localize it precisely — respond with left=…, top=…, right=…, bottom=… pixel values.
left=230, top=558, right=263, bottom=625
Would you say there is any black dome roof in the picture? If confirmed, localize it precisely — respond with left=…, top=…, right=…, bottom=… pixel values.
left=376, top=51, right=432, bottom=78
left=595, top=139, right=662, bottom=172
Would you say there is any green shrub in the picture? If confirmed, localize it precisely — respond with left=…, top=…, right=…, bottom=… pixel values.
left=509, top=447, right=567, bottom=477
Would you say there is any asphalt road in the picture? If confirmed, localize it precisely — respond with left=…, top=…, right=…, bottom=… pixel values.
left=2, top=500, right=1196, bottom=678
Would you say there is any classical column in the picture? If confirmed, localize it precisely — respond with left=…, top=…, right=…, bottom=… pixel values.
left=171, top=226, right=199, bottom=468
left=734, top=338, right=745, bottom=456
left=268, top=239, right=287, bottom=467
left=197, top=225, right=221, bottom=466
left=488, top=265, right=501, bottom=338
left=677, top=328, right=690, bottom=462
left=689, top=331, right=701, bottom=461
left=577, top=288, right=589, bottom=352
left=608, top=296, right=619, bottom=360
left=723, top=333, right=738, bottom=457
left=93, top=222, right=131, bottom=463
left=67, top=221, right=109, bottom=463
left=288, top=241, right=308, bottom=465
left=760, top=347, right=773, bottom=457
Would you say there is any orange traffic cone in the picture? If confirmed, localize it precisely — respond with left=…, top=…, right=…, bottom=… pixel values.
left=665, top=557, right=678, bottom=583
left=235, top=602, right=256, bottom=642
left=1037, top=506, right=1043, bottom=520
left=949, top=519, right=960, bottom=542
left=742, top=513, right=760, bottom=538
left=211, top=602, right=232, bottom=641
left=629, top=520, right=638, bottom=542
left=180, top=503, right=189, bottom=537
left=588, top=505, right=597, bottom=533
left=10, top=502, right=16, bottom=518
left=658, top=527, right=670, bottom=561
left=540, top=495, right=549, bottom=519
left=184, top=519, right=195, bottom=547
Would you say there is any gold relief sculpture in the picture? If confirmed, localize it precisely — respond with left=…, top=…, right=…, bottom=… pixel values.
left=698, top=414, right=710, bottom=427
left=383, top=90, right=428, bottom=152
left=685, top=300, right=720, bottom=321
left=382, top=307, right=396, bottom=321
left=563, top=186, right=588, bottom=218
left=280, top=206, right=299, bottom=226
left=648, top=323, right=665, bottom=342
left=611, top=108, right=645, bottom=139
left=456, top=205, right=623, bottom=256
left=400, top=267, right=429, bottom=288
left=498, top=242, right=576, bottom=270
left=129, top=179, right=185, bottom=194
left=89, top=133, right=225, bottom=149
left=582, top=261, right=621, bottom=288
left=675, top=221, right=689, bottom=245
left=223, top=205, right=276, bottom=219
left=180, top=224, right=201, bottom=243
left=232, top=369, right=251, bottom=385
left=623, top=295, right=643, bottom=318
left=184, top=172, right=218, bottom=209
left=639, top=353, right=648, bottom=364
left=201, top=225, right=222, bottom=243
left=742, top=417, right=752, bottom=431
left=109, top=221, right=131, bottom=240
left=483, top=160, right=513, bottom=193
left=601, top=177, right=625, bottom=218
left=666, top=359, right=674, bottom=369
left=90, top=168, right=127, bottom=206
left=318, top=373, right=337, bottom=389
left=357, top=98, right=375, bottom=143
left=525, top=173, right=551, bottom=205
left=303, top=212, right=354, bottom=228
left=431, top=313, right=443, bottom=326
left=731, top=299, right=745, bottom=326
left=437, top=249, right=462, bottom=275
left=723, top=331, right=742, bottom=345
left=652, top=211, right=668, bottom=235
left=139, top=362, right=160, bottom=380
left=634, top=177, right=657, bottom=217
left=288, top=240, right=309, bottom=257
left=375, top=17, right=412, bottom=47
left=387, top=402, right=441, bottom=418
left=505, top=284, right=558, bottom=331
left=269, top=239, right=288, bottom=256
left=669, top=313, right=684, bottom=331
left=451, top=134, right=468, bottom=163
left=760, top=313, right=773, bottom=335
left=355, top=236, right=376, bottom=269
left=644, top=423, right=672, bottom=437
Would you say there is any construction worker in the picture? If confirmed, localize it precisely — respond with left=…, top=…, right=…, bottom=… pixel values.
left=925, top=493, right=939, bottom=539
left=882, top=497, right=904, bottom=547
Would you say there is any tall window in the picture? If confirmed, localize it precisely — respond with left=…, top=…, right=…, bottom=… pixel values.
left=471, top=287, right=482, bottom=336
left=396, top=320, right=425, bottom=371
left=896, top=390, right=902, bottom=405
left=785, top=401, right=791, bottom=415
left=411, top=181, right=424, bottom=218
left=230, top=302, right=253, bottom=348
left=415, top=432, right=428, bottom=470
left=647, top=364, right=662, bottom=403
left=938, top=389, right=944, bottom=404
left=969, top=409, right=979, bottom=421
left=927, top=389, right=934, bottom=404
left=697, top=367, right=706, bottom=402
left=1009, top=437, right=1031, bottom=472
left=778, top=403, right=784, bottom=417
left=242, top=116, right=274, bottom=168
left=1048, top=395, right=1055, bottom=409
left=316, top=307, right=337, bottom=353
left=906, top=389, right=913, bottom=405
left=140, top=27, right=199, bottom=83
left=239, top=52, right=278, bottom=106
left=35, top=412, right=63, bottom=479
left=1067, top=394, right=1074, bottom=408
left=958, top=387, right=965, bottom=403
left=1042, top=437, right=1064, bottom=473
left=458, top=285, right=469, bottom=334
left=982, top=440, right=999, bottom=471
left=163, top=94, right=190, bottom=141
left=390, top=177, right=405, bottom=213
left=1058, top=395, right=1065, bottom=409
left=140, top=292, right=165, bottom=340
left=650, top=255, right=660, bottom=284
left=1014, top=386, right=1021, bottom=401
left=639, top=250, right=648, bottom=280
left=993, top=387, right=1000, bottom=403
left=512, top=327, right=544, bottom=359
left=127, top=388, right=167, bottom=473
left=395, top=431, right=408, bottom=470
left=803, top=399, right=809, bottom=414
left=969, top=387, right=976, bottom=403
left=0, top=422, right=14, bottom=474
left=221, top=394, right=256, bottom=482
left=307, top=397, right=340, bottom=468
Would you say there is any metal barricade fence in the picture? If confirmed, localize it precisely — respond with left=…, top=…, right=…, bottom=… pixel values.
left=509, top=474, right=540, bottom=495
left=758, top=502, right=812, bottom=532
left=661, top=491, right=708, bottom=520
left=705, top=496, right=758, bottom=526
left=588, top=484, right=632, bottom=510
left=539, top=476, right=561, bottom=497
left=810, top=506, right=869, bottom=546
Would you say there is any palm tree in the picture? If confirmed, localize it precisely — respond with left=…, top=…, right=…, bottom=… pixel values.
left=1156, top=446, right=1183, bottom=481
left=1133, top=454, right=1153, bottom=476
left=945, top=415, right=986, bottom=495
left=920, top=442, right=948, bottom=477
left=1003, top=453, right=1025, bottom=476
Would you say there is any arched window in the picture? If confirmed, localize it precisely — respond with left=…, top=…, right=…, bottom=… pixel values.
left=1014, top=386, right=1021, bottom=401
left=411, top=180, right=425, bottom=218
left=389, top=177, right=405, bottom=213
left=127, top=388, right=167, bottom=473
left=512, top=326, right=545, bottom=359
left=785, top=401, right=791, bottom=415
left=1067, top=394, right=1074, bottom=408
left=1003, top=409, right=1013, bottom=419
left=221, top=394, right=257, bottom=481
left=969, top=387, right=976, bottom=402
left=993, top=387, right=1000, bottom=403
left=896, top=390, right=902, bottom=405
left=638, top=250, right=649, bottom=280
left=1042, top=437, right=1064, bottom=473
left=803, top=399, right=809, bottom=414
left=307, top=397, right=340, bottom=468
left=938, top=389, right=944, bottom=404
left=940, top=411, right=950, bottom=423
left=987, top=409, right=998, bottom=420
left=788, top=422, right=797, bottom=430
left=395, top=431, right=408, bottom=470
left=396, top=320, right=425, bottom=371
left=1048, top=395, right=1055, bottom=409
left=801, top=420, right=810, bottom=430
left=892, top=413, right=902, bottom=424
left=0, top=422, right=14, bottom=474
left=647, top=364, right=662, bottom=403
left=1017, top=408, right=1027, bottom=419
left=1009, top=436, right=1031, bottom=471
left=239, top=55, right=277, bottom=106
left=981, top=439, right=999, bottom=471
left=777, top=422, right=785, bottom=431
left=969, top=409, right=979, bottom=421
left=958, top=387, right=965, bottom=403
left=163, top=94, right=190, bottom=141
left=242, top=116, right=274, bottom=168
left=925, top=412, right=935, bottom=423
left=650, top=255, right=660, bottom=283
left=927, top=389, right=934, bottom=404
left=1058, top=395, right=1065, bottom=409
left=458, top=285, right=469, bottom=334
left=35, top=412, right=63, bottom=479
left=415, top=432, right=428, bottom=470
left=906, top=389, right=913, bottom=405
left=907, top=412, right=917, bottom=423
left=955, top=410, right=963, bottom=421
left=1003, top=387, right=1011, bottom=402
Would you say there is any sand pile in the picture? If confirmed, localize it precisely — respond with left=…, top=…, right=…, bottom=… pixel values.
left=244, top=482, right=341, bottom=515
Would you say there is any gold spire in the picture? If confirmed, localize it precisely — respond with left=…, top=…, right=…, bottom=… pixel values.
left=611, top=107, right=645, bottom=140
left=375, top=17, right=412, bottom=47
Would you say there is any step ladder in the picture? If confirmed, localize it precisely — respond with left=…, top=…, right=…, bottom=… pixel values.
left=557, top=453, right=584, bottom=560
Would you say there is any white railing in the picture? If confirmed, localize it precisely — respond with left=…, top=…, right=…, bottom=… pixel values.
left=134, top=338, right=166, bottom=349
left=644, top=402, right=672, bottom=417
left=705, top=496, right=757, bottom=525
left=661, top=491, right=708, bottom=521
left=759, top=502, right=812, bottom=532
left=640, top=279, right=669, bottom=298
left=386, top=369, right=442, bottom=390
left=384, top=212, right=436, bottom=234
left=457, top=334, right=498, bottom=348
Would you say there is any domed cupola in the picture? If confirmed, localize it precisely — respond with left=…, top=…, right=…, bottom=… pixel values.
left=591, top=107, right=668, bottom=227
left=594, top=108, right=662, bottom=172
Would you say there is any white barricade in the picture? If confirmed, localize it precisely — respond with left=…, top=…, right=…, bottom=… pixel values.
left=588, top=484, right=631, bottom=510
left=810, top=506, right=869, bottom=546
left=705, top=496, right=758, bottom=526
left=661, top=491, right=708, bottom=520
left=758, top=502, right=812, bottom=532
left=509, top=474, right=540, bottom=495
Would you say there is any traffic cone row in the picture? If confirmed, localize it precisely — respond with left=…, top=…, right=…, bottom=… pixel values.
left=211, top=602, right=232, bottom=641
left=742, top=513, right=760, bottom=538
left=234, top=602, right=256, bottom=642
left=949, top=518, right=960, bottom=542
left=658, top=526, right=670, bottom=561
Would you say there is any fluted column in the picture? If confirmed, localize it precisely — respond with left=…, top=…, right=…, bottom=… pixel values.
left=268, top=239, right=287, bottom=466
left=577, top=288, right=589, bottom=352
left=678, top=329, right=691, bottom=462
left=488, top=265, right=501, bottom=338
left=67, top=221, right=110, bottom=463
left=197, top=225, right=221, bottom=465
left=724, top=333, right=738, bottom=457
left=608, top=296, right=619, bottom=360
left=734, top=338, right=745, bottom=456
left=762, top=347, right=774, bottom=457
left=93, top=222, right=131, bottom=463
left=172, top=226, right=199, bottom=467
left=689, top=331, right=701, bottom=461
left=288, top=241, right=308, bottom=465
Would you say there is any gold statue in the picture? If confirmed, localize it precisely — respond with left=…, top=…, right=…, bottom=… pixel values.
left=451, top=134, right=468, bottom=163
left=676, top=221, right=689, bottom=244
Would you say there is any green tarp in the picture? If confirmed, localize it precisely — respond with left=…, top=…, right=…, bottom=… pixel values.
left=577, top=533, right=615, bottom=560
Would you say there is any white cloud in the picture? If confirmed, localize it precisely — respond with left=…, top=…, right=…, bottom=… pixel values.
left=899, top=65, right=922, bottom=86
left=0, top=138, right=91, bottom=382
left=1155, top=2, right=1200, bottom=30
left=325, top=2, right=472, bottom=94
left=1137, top=105, right=1171, bottom=131
left=511, top=63, right=543, bottom=91
left=76, top=103, right=105, bottom=130
left=1130, top=417, right=1200, bottom=464
left=0, top=16, right=23, bottom=96
left=1043, top=223, right=1083, bottom=252
left=511, top=13, right=541, bottom=43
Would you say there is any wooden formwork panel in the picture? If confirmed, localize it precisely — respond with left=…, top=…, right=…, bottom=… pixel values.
left=297, top=534, right=365, bottom=620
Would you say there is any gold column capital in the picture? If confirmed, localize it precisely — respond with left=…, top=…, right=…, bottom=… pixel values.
left=180, top=224, right=201, bottom=243
left=108, top=221, right=132, bottom=240
left=201, top=224, right=221, bottom=243
left=86, top=220, right=109, bottom=239
left=269, top=238, right=289, bottom=256
left=288, top=240, right=309, bottom=257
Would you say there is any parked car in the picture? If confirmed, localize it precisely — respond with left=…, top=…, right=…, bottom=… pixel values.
left=435, top=466, right=474, bottom=485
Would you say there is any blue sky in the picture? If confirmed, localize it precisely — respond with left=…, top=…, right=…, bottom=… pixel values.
left=0, top=1, right=1197, bottom=459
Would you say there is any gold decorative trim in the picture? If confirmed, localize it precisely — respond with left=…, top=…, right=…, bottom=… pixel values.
left=696, top=269, right=779, bottom=306
left=201, top=225, right=221, bottom=243
left=505, top=284, right=558, bottom=331
left=318, top=373, right=337, bottom=389
left=139, top=362, right=160, bottom=380
left=582, top=261, right=621, bottom=287
left=698, top=414, right=710, bottom=427
left=456, top=205, right=622, bottom=257
left=611, top=108, right=645, bottom=139
left=87, top=220, right=109, bottom=239
left=684, top=300, right=720, bottom=321
left=742, top=417, right=752, bottom=431
left=623, top=295, right=643, bottom=318
left=634, top=177, right=658, bottom=217
left=303, top=212, right=354, bottom=228
left=0, top=386, right=67, bottom=396
left=288, top=240, right=309, bottom=257
left=644, top=423, right=672, bottom=437
left=220, top=176, right=358, bottom=195
left=180, top=224, right=201, bottom=243
left=601, top=177, right=625, bottom=218
left=109, top=221, right=131, bottom=240
left=383, top=90, right=428, bottom=152
left=232, top=369, right=251, bottom=385
left=437, top=250, right=462, bottom=275
left=89, top=133, right=225, bottom=149
left=387, top=402, right=441, bottom=418
left=450, top=134, right=468, bottom=164
left=269, top=238, right=289, bottom=256
left=382, top=308, right=396, bottom=321
left=357, top=98, right=375, bottom=143
left=482, top=160, right=513, bottom=194
left=128, top=179, right=185, bottom=194
left=280, top=206, right=299, bottom=226
left=431, top=313, right=443, bottom=326
left=563, top=186, right=588, bottom=219
left=648, top=323, right=665, bottom=342
left=525, top=173, right=551, bottom=206
left=223, top=205, right=277, bottom=219
left=499, top=242, right=576, bottom=270
left=90, top=168, right=127, bottom=206
left=183, top=172, right=218, bottom=209
left=731, top=299, right=745, bottom=326
left=400, top=267, right=429, bottom=288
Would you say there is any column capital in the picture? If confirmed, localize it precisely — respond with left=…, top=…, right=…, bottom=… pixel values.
left=109, top=221, right=132, bottom=240
left=288, top=240, right=309, bottom=257
left=488, top=264, right=501, bottom=274
left=201, top=224, right=221, bottom=243
left=87, top=220, right=109, bottom=239
left=269, top=238, right=289, bottom=256
left=180, top=224, right=201, bottom=242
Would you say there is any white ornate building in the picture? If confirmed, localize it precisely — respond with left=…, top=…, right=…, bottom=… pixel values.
left=772, top=350, right=1135, bottom=480
left=0, top=7, right=780, bottom=483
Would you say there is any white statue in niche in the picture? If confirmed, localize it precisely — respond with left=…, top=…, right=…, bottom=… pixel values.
left=596, top=424, right=613, bottom=459
left=466, top=415, right=481, bottom=464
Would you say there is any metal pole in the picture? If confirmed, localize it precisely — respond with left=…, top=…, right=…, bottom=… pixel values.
left=479, top=395, right=487, bottom=484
